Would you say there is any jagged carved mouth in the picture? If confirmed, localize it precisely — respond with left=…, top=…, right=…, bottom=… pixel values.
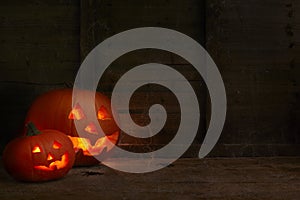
left=34, top=153, right=69, bottom=171
left=68, top=131, right=119, bottom=156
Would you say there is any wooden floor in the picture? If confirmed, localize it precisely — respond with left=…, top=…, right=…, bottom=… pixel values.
left=0, top=157, right=299, bottom=200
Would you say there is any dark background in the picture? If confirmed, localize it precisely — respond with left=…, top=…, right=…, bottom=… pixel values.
left=0, top=0, right=299, bottom=157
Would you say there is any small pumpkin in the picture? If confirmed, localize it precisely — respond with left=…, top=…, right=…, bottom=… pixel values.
left=24, top=89, right=120, bottom=166
left=3, top=122, right=75, bottom=182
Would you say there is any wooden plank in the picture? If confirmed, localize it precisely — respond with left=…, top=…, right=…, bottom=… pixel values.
left=206, top=0, right=300, bottom=148
left=0, top=0, right=78, bottom=6
left=0, top=157, right=300, bottom=199
left=0, top=3, right=80, bottom=80
left=80, top=0, right=205, bottom=60
left=0, top=1, right=80, bottom=150
left=80, top=0, right=207, bottom=151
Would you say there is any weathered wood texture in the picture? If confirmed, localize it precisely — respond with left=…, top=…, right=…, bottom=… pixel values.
left=0, top=0, right=80, bottom=151
left=206, top=0, right=300, bottom=155
left=80, top=0, right=205, bottom=59
left=80, top=0, right=300, bottom=156
left=0, top=0, right=299, bottom=157
left=0, top=157, right=299, bottom=199
left=80, top=0, right=208, bottom=152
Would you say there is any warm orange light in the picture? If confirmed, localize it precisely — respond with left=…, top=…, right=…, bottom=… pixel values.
left=68, top=131, right=119, bottom=156
left=53, top=141, right=62, bottom=149
left=84, top=122, right=98, bottom=135
left=87, top=137, right=110, bottom=155
left=68, top=103, right=85, bottom=120
left=34, top=153, right=69, bottom=171
left=32, top=145, right=41, bottom=153
left=97, top=106, right=112, bottom=120
left=68, top=136, right=91, bottom=154
left=47, top=153, right=54, bottom=161
left=50, top=154, right=68, bottom=170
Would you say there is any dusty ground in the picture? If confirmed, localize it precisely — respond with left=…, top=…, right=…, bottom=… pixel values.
left=0, top=157, right=300, bottom=200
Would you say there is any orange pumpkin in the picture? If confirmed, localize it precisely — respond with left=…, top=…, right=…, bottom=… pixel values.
left=24, top=89, right=120, bottom=166
left=3, top=123, right=75, bottom=182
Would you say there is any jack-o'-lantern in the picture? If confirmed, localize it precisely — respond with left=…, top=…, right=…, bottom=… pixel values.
left=24, top=89, right=120, bottom=166
left=3, top=123, right=75, bottom=182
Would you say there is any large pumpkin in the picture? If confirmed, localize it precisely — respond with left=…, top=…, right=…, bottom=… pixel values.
left=24, top=89, right=120, bottom=166
left=3, top=123, right=75, bottom=182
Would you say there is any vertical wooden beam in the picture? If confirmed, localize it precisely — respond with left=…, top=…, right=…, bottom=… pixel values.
left=80, top=0, right=111, bottom=61
left=206, top=0, right=300, bottom=156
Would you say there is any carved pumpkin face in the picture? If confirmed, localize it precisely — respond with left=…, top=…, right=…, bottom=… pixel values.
left=24, top=89, right=120, bottom=166
left=32, top=141, right=69, bottom=171
left=3, top=123, right=75, bottom=182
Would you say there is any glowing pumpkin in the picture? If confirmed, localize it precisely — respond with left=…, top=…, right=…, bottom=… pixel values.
left=24, top=89, right=120, bottom=166
left=3, top=123, right=75, bottom=182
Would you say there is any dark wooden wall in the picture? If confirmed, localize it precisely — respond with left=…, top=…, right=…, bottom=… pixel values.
left=207, top=0, right=300, bottom=156
left=0, top=0, right=80, bottom=151
left=0, top=0, right=299, bottom=156
left=80, top=0, right=207, bottom=155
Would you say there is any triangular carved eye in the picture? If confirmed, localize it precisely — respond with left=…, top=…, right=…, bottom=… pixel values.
left=84, top=122, right=98, bottom=135
left=68, top=103, right=85, bottom=120
left=53, top=141, right=62, bottom=149
left=97, top=106, right=111, bottom=120
left=32, top=145, right=41, bottom=153
left=47, top=154, right=54, bottom=161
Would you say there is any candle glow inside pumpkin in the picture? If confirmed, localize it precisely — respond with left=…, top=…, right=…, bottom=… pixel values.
left=67, top=104, right=118, bottom=156
left=31, top=141, right=70, bottom=171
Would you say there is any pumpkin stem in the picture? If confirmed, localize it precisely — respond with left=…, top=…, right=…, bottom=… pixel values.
left=26, top=122, right=41, bottom=136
